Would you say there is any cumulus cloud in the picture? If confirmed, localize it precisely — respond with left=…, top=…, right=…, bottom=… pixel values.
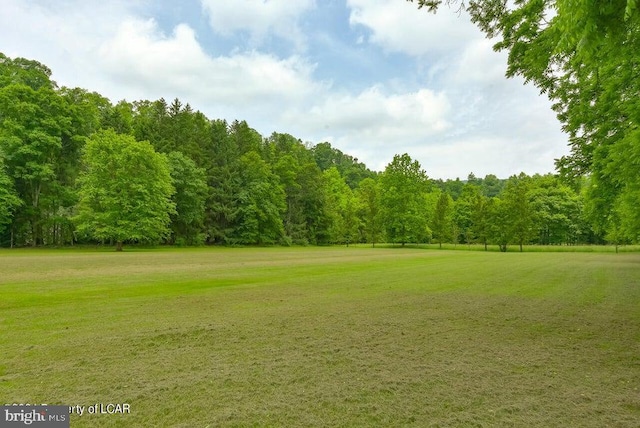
left=281, top=85, right=452, bottom=171
left=450, top=38, right=508, bottom=84
left=201, top=0, right=315, bottom=50
left=98, top=18, right=321, bottom=106
left=347, top=0, right=480, bottom=57
left=286, top=85, right=450, bottom=136
left=0, top=0, right=133, bottom=90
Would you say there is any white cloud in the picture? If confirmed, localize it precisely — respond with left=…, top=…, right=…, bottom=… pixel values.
left=285, top=85, right=450, bottom=137
left=347, top=0, right=481, bottom=57
left=0, top=0, right=321, bottom=108
left=98, top=18, right=322, bottom=109
left=281, top=85, right=452, bottom=171
left=450, top=38, right=507, bottom=84
left=0, top=0, right=133, bottom=91
left=201, top=0, right=315, bottom=50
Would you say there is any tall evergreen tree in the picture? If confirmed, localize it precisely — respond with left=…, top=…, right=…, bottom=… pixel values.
left=167, top=151, right=208, bottom=245
left=204, top=120, right=242, bottom=244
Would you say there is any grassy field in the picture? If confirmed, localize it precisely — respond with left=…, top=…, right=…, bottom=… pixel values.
left=1, top=247, right=639, bottom=427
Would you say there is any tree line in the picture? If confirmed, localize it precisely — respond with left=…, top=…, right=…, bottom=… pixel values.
left=0, top=53, right=634, bottom=250
left=407, top=0, right=640, bottom=249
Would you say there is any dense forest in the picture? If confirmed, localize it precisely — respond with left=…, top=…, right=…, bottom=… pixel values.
left=0, top=52, right=635, bottom=250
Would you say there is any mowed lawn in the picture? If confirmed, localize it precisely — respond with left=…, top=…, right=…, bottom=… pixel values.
left=1, top=247, right=639, bottom=427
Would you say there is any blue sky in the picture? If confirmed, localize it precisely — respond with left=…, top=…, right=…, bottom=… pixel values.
left=0, top=0, right=568, bottom=179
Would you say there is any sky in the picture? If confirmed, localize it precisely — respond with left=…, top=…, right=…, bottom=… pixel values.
left=0, top=0, right=569, bottom=179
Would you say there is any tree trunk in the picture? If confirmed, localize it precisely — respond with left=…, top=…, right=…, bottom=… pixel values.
left=116, top=241, right=123, bottom=252
left=31, top=221, right=37, bottom=247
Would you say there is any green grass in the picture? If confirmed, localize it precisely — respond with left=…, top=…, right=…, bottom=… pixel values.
left=1, top=247, right=639, bottom=427
left=377, top=242, right=640, bottom=253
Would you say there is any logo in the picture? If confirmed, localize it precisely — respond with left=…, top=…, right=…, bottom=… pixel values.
left=1, top=406, right=69, bottom=428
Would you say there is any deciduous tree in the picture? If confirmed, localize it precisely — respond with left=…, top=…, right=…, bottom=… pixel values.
left=356, top=177, right=383, bottom=246
left=470, top=190, right=490, bottom=250
left=232, top=151, right=285, bottom=245
left=268, top=133, right=329, bottom=245
left=0, top=156, right=22, bottom=244
left=0, top=55, right=72, bottom=245
left=501, top=174, right=535, bottom=252
left=75, top=130, right=175, bottom=251
left=528, top=174, right=581, bottom=245
left=379, top=154, right=430, bottom=245
left=323, top=167, right=360, bottom=245
left=453, top=183, right=481, bottom=246
left=409, top=0, right=640, bottom=243
left=432, top=191, right=453, bottom=248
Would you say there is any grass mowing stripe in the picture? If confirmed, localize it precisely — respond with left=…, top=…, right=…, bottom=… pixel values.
left=1, top=247, right=639, bottom=427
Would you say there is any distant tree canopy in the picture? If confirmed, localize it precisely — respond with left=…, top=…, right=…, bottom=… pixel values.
left=0, top=51, right=636, bottom=249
